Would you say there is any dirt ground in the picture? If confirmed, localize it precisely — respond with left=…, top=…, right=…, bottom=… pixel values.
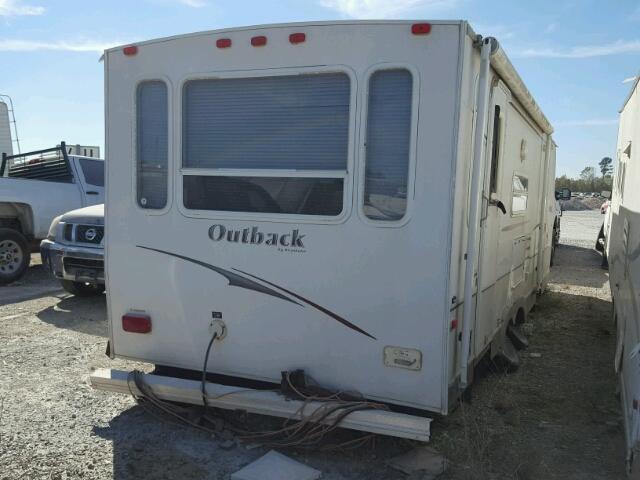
left=0, top=211, right=625, bottom=479
left=432, top=211, right=624, bottom=480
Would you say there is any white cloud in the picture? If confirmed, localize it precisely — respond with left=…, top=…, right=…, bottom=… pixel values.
left=319, top=0, right=456, bottom=19
left=623, top=76, right=637, bottom=84
left=471, top=23, right=515, bottom=41
left=0, top=0, right=44, bottom=16
left=178, top=0, right=207, bottom=7
left=554, top=119, right=618, bottom=127
left=517, top=39, right=640, bottom=59
left=0, top=39, right=127, bottom=53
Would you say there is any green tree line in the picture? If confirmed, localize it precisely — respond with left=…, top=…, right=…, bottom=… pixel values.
left=556, top=157, right=613, bottom=193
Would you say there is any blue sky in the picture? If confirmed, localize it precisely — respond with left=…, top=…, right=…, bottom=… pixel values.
left=1, top=0, right=638, bottom=177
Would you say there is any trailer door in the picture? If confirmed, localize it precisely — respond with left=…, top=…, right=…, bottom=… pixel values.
left=475, top=82, right=509, bottom=353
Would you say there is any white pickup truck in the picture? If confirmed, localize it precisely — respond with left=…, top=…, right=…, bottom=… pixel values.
left=0, top=142, right=104, bottom=284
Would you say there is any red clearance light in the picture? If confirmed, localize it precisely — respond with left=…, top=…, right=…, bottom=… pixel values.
left=450, top=319, right=459, bottom=331
left=411, top=23, right=432, bottom=35
left=123, top=45, right=138, bottom=56
left=251, top=35, right=267, bottom=47
left=216, top=38, right=232, bottom=48
left=289, top=32, right=306, bottom=44
left=122, top=313, right=152, bottom=333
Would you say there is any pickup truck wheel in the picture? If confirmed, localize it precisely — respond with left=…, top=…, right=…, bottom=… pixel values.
left=0, top=228, right=30, bottom=285
left=60, top=280, right=105, bottom=297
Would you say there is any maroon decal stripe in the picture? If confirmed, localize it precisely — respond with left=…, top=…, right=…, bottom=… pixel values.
left=232, top=267, right=377, bottom=340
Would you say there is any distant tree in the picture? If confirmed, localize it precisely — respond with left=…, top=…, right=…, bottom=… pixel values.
left=599, top=157, right=613, bottom=177
left=580, top=166, right=595, bottom=181
left=578, top=167, right=596, bottom=191
left=556, top=166, right=612, bottom=194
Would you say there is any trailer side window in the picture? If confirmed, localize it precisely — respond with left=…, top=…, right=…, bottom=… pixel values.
left=136, top=81, right=168, bottom=209
left=181, top=73, right=350, bottom=216
left=619, top=142, right=631, bottom=202
left=489, top=106, right=501, bottom=193
left=363, top=69, right=413, bottom=221
left=511, top=174, right=528, bottom=214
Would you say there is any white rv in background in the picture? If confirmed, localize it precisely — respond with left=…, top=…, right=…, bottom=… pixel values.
left=93, top=21, right=557, bottom=440
left=0, top=100, right=13, bottom=159
left=609, top=76, right=640, bottom=474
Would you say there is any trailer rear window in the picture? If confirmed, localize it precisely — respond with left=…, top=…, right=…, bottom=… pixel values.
left=363, top=69, right=413, bottom=221
left=136, top=81, right=168, bottom=209
left=183, top=176, right=343, bottom=215
left=182, top=73, right=350, bottom=216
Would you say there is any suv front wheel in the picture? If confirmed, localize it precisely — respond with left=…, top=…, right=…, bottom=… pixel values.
left=60, top=280, right=105, bottom=296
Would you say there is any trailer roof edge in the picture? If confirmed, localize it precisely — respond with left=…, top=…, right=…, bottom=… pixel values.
left=488, top=38, right=554, bottom=135
left=620, top=72, right=640, bottom=113
left=104, top=19, right=467, bottom=54
left=103, top=20, right=553, bottom=135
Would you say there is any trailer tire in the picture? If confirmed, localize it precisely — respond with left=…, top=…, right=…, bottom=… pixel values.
left=0, top=228, right=30, bottom=285
left=494, top=337, right=520, bottom=373
left=507, top=323, right=529, bottom=350
left=60, top=280, right=105, bottom=297
left=595, top=224, right=605, bottom=252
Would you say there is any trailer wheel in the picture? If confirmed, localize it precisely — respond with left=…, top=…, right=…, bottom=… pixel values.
left=60, top=280, right=105, bottom=297
left=595, top=224, right=605, bottom=252
left=507, top=323, right=529, bottom=350
left=0, top=228, right=30, bottom=285
left=494, top=337, right=520, bottom=373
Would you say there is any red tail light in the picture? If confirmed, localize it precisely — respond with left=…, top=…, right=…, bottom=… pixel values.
left=251, top=35, right=267, bottom=47
left=450, top=319, right=459, bottom=330
left=122, top=314, right=152, bottom=333
left=216, top=38, right=231, bottom=48
left=289, top=32, right=306, bottom=44
left=411, top=23, right=432, bottom=35
left=123, top=45, right=138, bottom=56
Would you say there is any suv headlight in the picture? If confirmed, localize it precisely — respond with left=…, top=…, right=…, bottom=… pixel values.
left=47, top=215, right=63, bottom=241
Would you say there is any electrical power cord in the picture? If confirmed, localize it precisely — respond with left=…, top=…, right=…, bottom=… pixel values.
left=201, top=331, right=218, bottom=410
left=126, top=332, right=388, bottom=450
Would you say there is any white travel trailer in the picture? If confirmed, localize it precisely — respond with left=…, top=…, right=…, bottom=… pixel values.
left=609, top=76, right=640, bottom=474
left=0, top=100, right=13, bottom=159
left=93, top=21, right=557, bottom=441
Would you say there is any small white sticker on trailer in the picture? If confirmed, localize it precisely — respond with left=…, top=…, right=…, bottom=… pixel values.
left=384, top=346, right=423, bottom=371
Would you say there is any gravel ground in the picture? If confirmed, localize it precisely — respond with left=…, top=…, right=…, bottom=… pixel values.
left=433, top=210, right=623, bottom=479
left=560, top=197, right=606, bottom=212
left=559, top=210, right=605, bottom=248
left=0, top=211, right=623, bottom=479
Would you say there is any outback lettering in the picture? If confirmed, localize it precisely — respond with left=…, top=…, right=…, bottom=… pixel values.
left=208, top=225, right=305, bottom=249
